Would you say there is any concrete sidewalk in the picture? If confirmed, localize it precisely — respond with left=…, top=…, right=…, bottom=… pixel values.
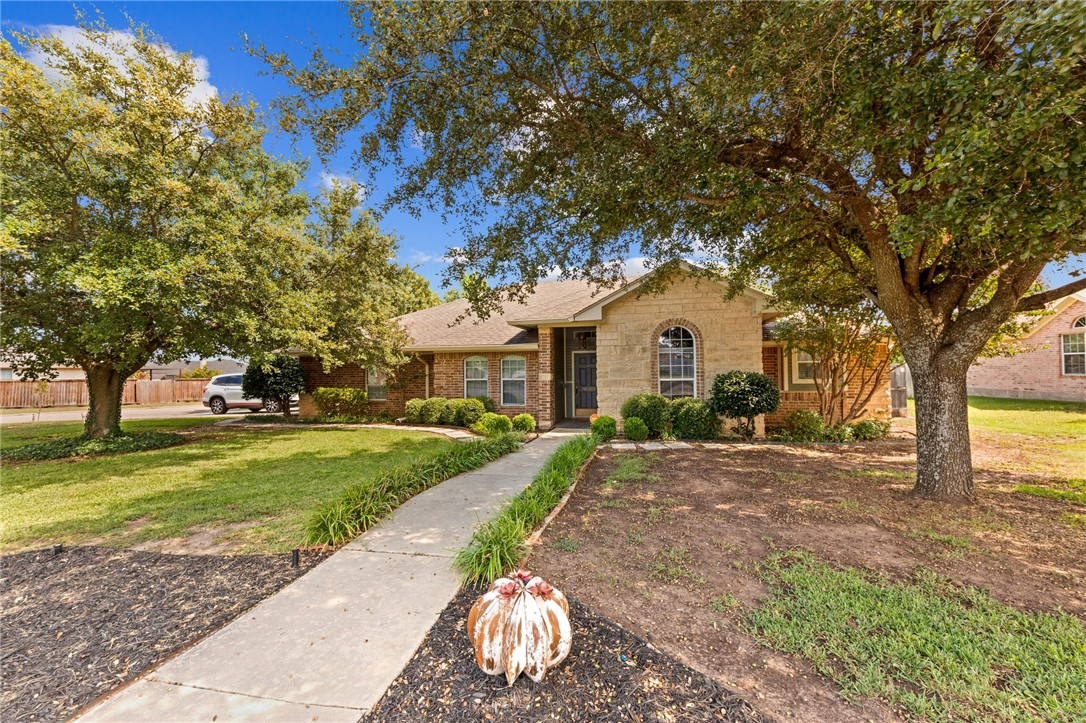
left=78, top=431, right=576, bottom=723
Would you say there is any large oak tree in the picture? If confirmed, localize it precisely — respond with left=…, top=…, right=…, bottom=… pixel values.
left=267, top=1, right=1086, bottom=500
left=1, top=21, right=417, bottom=438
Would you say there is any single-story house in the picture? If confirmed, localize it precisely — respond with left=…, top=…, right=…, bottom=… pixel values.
left=298, top=264, right=891, bottom=431
left=967, top=291, right=1086, bottom=403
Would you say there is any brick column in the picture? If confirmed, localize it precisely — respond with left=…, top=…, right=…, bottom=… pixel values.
left=537, top=327, right=555, bottom=430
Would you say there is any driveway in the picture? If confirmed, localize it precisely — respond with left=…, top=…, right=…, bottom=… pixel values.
left=0, top=403, right=251, bottom=425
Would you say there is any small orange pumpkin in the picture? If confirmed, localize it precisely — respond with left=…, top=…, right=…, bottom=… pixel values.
left=589, top=414, right=600, bottom=424
left=467, top=569, right=572, bottom=684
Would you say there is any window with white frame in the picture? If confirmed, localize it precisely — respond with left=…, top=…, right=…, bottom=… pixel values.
left=658, top=326, right=696, bottom=399
left=464, top=356, right=489, bottom=398
left=367, top=367, right=388, bottom=400
left=1074, top=316, right=1086, bottom=329
left=792, top=350, right=822, bottom=383
left=501, top=356, right=527, bottom=406
left=1063, top=333, right=1085, bottom=376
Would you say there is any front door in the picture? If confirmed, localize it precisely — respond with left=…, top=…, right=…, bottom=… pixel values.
left=573, top=353, right=597, bottom=417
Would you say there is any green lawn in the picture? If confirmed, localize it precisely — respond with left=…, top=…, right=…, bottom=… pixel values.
left=0, top=417, right=223, bottom=451
left=1, top=424, right=455, bottom=553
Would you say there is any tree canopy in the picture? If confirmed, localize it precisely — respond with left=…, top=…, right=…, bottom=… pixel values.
left=266, top=0, right=1086, bottom=500
left=1, top=19, right=431, bottom=437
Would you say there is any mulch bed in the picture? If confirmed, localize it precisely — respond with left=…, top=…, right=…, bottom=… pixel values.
left=0, top=545, right=327, bottom=722
left=367, top=586, right=765, bottom=722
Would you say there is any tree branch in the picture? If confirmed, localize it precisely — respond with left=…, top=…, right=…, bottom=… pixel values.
left=1016, top=276, right=1086, bottom=311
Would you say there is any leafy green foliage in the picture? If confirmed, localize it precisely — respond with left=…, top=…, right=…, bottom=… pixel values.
left=471, top=395, right=496, bottom=413
left=419, top=397, right=448, bottom=425
left=455, top=434, right=597, bottom=584
left=623, top=417, right=649, bottom=442
left=783, top=410, right=826, bottom=441
left=1015, top=480, right=1086, bottom=507
left=590, top=415, right=617, bottom=441
left=668, top=397, right=719, bottom=440
left=511, top=413, right=536, bottom=433
left=709, top=371, right=780, bottom=440
left=473, top=412, right=513, bottom=437
left=404, top=398, right=427, bottom=424
left=243, top=354, right=305, bottom=416
left=619, top=393, right=670, bottom=437
left=456, top=398, right=487, bottom=427
left=438, top=398, right=460, bottom=425
left=176, top=367, right=222, bottom=379
left=744, top=551, right=1086, bottom=721
left=312, top=387, right=370, bottom=417
left=264, top=1, right=1086, bottom=500
left=304, top=434, right=520, bottom=546
left=850, top=419, right=892, bottom=441
left=3, top=432, right=185, bottom=461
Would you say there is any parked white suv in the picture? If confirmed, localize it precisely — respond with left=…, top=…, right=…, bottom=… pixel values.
left=201, top=374, right=286, bottom=414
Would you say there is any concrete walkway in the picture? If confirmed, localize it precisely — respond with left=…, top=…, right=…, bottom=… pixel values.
left=78, top=431, right=577, bottom=723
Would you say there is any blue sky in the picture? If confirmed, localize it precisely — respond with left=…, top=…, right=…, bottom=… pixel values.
left=4, top=1, right=1081, bottom=292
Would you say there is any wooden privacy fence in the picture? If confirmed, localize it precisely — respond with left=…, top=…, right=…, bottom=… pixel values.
left=0, top=379, right=209, bottom=409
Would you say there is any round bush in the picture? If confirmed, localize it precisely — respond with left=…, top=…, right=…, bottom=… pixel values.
left=591, top=414, right=617, bottom=441
left=457, top=398, right=487, bottom=427
left=668, top=397, right=719, bottom=440
left=440, top=399, right=462, bottom=425
left=823, top=424, right=855, bottom=442
left=473, top=412, right=513, bottom=436
left=850, top=418, right=891, bottom=441
left=312, top=387, right=369, bottom=418
left=470, top=395, right=496, bottom=413
left=420, top=397, right=448, bottom=424
left=512, top=413, right=536, bottom=432
left=623, top=417, right=649, bottom=441
left=709, top=371, right=781, bottom=440
left=619, top=393, right=670, bottom=437
left=784, top=409, right=826, bottom=441
left=404, top=398, right=426, bottom=424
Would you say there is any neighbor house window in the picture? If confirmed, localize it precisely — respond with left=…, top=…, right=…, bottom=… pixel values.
left=464, top=356, right=489, bottom=398
left=501, top=356, right=527, bottom=406
left=0, top=369, right=12, bottom=380
left=1063, top=333, right=1086, bottom=376
left=658, top=326, right=696, bottom=399
left=793, top=350, right=822, bottom=383
left=367, top=367, right=388, bottom=400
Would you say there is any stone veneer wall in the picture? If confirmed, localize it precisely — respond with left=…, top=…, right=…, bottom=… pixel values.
left=967, top=300, right=1086, bottom=402
left=594, top=275, right=764, bottom=430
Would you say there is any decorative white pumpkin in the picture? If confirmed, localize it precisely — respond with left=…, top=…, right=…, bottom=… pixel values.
left=467, top=569, right=572, bottom=684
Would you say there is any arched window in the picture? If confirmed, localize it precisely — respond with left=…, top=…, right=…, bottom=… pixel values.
left=464, top=356, right=489, bottom=398
left=1073, top=316, right=1086, bottom=329
left=501, top=356, right=527, bottom=406
left=658, top=326, right=696, bottom=399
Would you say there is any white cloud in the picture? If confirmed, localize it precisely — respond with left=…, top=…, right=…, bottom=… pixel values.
left=25, top=24, right=218, bottom=107
left=622, top=257, right=651, bottom=278
left=408, top=250, right=442, bottom=264
left=319, top=172, right=369, bottom=203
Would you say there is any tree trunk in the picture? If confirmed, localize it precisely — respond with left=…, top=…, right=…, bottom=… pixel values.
left=83, top=365, right=126, bottom=439
left=281, top=395, right=292, bottom=418
left=908, top=356, right=975, bottom=501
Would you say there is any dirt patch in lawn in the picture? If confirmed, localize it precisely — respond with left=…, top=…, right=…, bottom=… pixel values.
left=528, top=443, right=1086, bottom=722
left=0, top=545, right=327, bottom=722
left=367, top=586, right=764, bottom=722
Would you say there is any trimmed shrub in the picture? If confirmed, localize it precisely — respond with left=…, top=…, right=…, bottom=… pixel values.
left=440, top=399, right=462, bottom=425
left=312, top=387, right=369, bottom=418
left=304, top=434, right=521, bottom=546
left=823, top=424, right=855, bottom=443
left=850, top=418, right=891, bottom=441
left=591, top=415, right=617, bottom=441
left=512, top=413, right=536, bottom=432
left=471, top=395, right=496, bottom=413
left=420, top=397, right=448, bottom=425
left=624, top=417, right=649, bottom=441
left=709, top=370, right=781, bottom=440
left=784, top=409, right=826, bottom=441
left=473, top=412, right=513, bottom=436
left=668, top=397, right=719, bottom=440
left=455, top=433, right=598, bottom=584
left=457, top=398, right=487, bottom=427
left=619, top=393, right=670, bottom=437
left=404, top=398, right=427, bottom=424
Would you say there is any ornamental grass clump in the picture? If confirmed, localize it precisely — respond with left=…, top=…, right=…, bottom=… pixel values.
left=455, top=434, right=597, bottom=585
left=304, top=433, right=520, bottom=546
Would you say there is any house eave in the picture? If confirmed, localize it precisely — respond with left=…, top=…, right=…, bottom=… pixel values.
left=403, top=343, right=540, bottom=354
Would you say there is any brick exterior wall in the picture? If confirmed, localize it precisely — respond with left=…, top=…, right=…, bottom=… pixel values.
left=297, top=355, right=429, bottom=417
left=594, top=275, right=765, bottom=434
left=431, top=351, right=542, bottom=421
left=537, top=328, right=556, bottom=429
left=967, top=300, right=1086, bottom=402
left=761, top=343, right=893, bottom=429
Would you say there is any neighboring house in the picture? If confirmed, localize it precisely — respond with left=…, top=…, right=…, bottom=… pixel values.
left=0, top=362, right=84, bottom=381
left=298, top=263, right=891, bottom=431
left=967, top=291, right=1086, bottom=403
